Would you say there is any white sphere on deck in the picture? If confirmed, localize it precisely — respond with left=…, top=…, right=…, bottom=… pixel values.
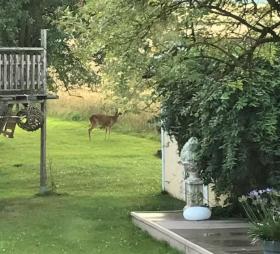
left=183, top=206, right=211, bottom=221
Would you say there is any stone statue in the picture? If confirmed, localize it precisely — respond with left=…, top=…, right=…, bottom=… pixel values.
left=180, top=137, right=211, bottom=220
left=180, top=137, right=199, bottom=178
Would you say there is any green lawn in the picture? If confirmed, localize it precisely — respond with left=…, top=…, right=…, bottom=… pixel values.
left=0, top=118, right=183, bottom=254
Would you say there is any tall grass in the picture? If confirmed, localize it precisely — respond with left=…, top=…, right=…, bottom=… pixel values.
left=48, top=89, right=159, bottom=138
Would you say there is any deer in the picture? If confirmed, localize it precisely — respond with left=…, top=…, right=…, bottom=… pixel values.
left=88, top=110, right=122, bottom=141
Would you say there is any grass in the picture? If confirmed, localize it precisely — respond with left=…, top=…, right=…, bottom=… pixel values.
left=0, top=118, right=183, bottom=254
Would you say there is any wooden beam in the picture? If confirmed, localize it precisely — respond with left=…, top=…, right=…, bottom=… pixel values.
left=39, top=29, right=48, bottom=194
left=0, top=93, right=58, bottom=100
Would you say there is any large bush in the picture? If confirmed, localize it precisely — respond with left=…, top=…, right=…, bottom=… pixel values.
left=159, top=57, right=280, bottom=203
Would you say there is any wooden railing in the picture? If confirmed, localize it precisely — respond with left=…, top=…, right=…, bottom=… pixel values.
left=0, top=47, right=47, bottom=95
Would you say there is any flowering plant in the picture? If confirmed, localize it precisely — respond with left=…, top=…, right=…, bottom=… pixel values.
left=239, top=188, right=280, bottom=243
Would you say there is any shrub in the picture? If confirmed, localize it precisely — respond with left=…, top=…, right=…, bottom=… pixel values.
left=69, top=112, right=82, bottom=121
left=159, top=57, right=280, bottom=204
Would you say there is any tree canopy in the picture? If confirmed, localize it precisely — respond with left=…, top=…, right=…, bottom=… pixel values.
left=0, top=0, right=98, bottom=90
left=56, top=0, right=280, bottom=203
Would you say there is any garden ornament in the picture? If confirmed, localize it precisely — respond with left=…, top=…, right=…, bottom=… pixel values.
left=180, top=137, right=211, bottom=220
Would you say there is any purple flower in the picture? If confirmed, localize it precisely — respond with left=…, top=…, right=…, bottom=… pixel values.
left=248, top=188, right=273, bottom=198
left=249, top=190, right=259, bottom=198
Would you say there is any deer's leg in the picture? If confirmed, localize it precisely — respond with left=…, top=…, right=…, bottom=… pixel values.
left=88, top=126, right=93, bottom=141
left=88, top=120, right=96, bottom=141
left=104, top=127, right=108, bottom=140
left=108, top=126, right=112, bottom=139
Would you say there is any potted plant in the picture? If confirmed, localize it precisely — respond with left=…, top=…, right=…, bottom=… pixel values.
left=239, top=189, right=280, bottom=254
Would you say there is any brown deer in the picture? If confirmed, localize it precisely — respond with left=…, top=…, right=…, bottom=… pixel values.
left=88, top=110, right=122, bottom=141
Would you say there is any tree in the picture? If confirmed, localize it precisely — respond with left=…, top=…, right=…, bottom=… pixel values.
left=0, top=0, right=98, bottom=90
left=57, top=0, right=280, bottom=203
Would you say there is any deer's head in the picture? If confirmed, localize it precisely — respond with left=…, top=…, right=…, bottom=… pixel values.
left=115, top=110, right=122, bottom=117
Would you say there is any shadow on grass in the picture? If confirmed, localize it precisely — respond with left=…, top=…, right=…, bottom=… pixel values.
left=0, top=191, right=183, bottom=218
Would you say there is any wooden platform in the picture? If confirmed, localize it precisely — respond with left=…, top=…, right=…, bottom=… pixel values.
left=131, top=211, right=262, bottom=254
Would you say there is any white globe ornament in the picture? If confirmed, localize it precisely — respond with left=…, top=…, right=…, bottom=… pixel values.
left=183, top=206, right=211, bottom=221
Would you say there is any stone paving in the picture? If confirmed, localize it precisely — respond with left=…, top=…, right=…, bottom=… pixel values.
left=131, top=211, right=262, bottom=254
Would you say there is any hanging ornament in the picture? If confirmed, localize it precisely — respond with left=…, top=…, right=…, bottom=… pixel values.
left=17, top=105, right=44, bottom=132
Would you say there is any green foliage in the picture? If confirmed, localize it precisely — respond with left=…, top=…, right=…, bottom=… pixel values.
left=39, top=0, right=280, bottom=204
left=0, top=0, right=26, bottom=45
left=250, top=218, right=280, bottom=243
left=67, top=111, right=82, bottom=121
left=160, top=56, right=280, bottom=199
left=55, top=0, right=174, bottom=110
left=0, top=0, right=98, bottom=90
left=239, top=189, right=280, bottom=242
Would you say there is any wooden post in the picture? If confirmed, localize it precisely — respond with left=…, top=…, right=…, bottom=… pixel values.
left=40, top=29, right=48, bottom=194
left=40, top=101, right=47, bottom=194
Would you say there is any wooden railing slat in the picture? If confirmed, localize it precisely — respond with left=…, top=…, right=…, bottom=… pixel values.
left=26, top=55, right=30, bottom=90
left=15, top=54, right=19, bottom=90
left=31, top=54, right=35, bottom=90
left=0, top=55, right=2, bottom=89
left=9, top=54, right=13, bottom=90
left=37, top=54, right=41, bottom=90
left=20, top=54, right=24, bottom=90
left=3, top=54, right=7, bottom=90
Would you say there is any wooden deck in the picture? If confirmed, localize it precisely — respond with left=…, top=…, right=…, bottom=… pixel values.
left=131, top=211, right=262, bottom=254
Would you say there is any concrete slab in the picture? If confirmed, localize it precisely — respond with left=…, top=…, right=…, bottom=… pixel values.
left=131, top=211, right=262, bottom=254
